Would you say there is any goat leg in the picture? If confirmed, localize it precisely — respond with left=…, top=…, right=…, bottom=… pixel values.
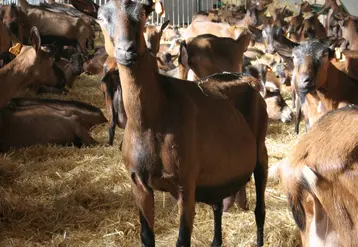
left=75, top=126, right=97, bottom=147
left=211, top=202, right=223, bottom=247
left=176, top=186, right=195, bottom=247
left=131, top=173, right=155, bottom=247
left=235, top=187, right=249, bottom=211
left=295, top=96, right=302, bottom=135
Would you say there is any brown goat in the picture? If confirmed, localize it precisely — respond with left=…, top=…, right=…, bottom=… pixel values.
left=179, top=30, right=252, bottom=79
left=340, top=17, right=358, bottom=50
left=0, top=19, right=10, bottom=53
left=183, top=21, right=244, bottom=40
left=0, top=18, right=11, bottom=66
left=278, top=105, right=358, bottom=247
left=144, top=20, right=170, bottom=54
left=83, top=46, right=108, bottom=75
left=0, top=97, right=106, bottom=152
left=0, top=27, right=67, bottom=109
left=288, top=14, right=327, bottom=43
left=84, top=21, right=170, bottom=76
left=72, top=0, right=268, bottom=246
left=18, top=0, right=94, bottom=54
left=292, top=40, right=358, bottom=133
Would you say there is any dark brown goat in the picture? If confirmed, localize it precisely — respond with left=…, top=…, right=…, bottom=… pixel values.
left=0, top=97, right=106, bottom=152
left=292, top=40, right=358, bottom=133
left=0, top=18, right=12, bottom=66
left=0, top=27, right=67, bottom=109
left=72, top=0, right=268, bottom=246
left=278, top=105, right=358, bottom=247
left=100, top=58, right=126, bottom=146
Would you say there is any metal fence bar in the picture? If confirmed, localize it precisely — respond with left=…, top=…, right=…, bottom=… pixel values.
left=3, top=0, right=262, bottom=27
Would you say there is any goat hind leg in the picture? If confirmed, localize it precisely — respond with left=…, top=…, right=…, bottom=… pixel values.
left=254, top=145, right=268, bottom=247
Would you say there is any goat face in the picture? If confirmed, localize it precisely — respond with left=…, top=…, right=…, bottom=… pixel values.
left=0, top=4, right=21, bottom=39
left=69, top=53, right=85, bottom=76
left=16, top=27, right=67, bottom=88
left=340, top=18, right=357, bottom=41
left=95, top=0, right=158, bottom=66
left=292, top=40, right=329, bottom=103
left=246, top=7, right=258, bottom=26
left=262, top=24, right=283, bottom=54
left=275, top=63, right=290, bottom=85
left=287, top=14, right=303, bottom=34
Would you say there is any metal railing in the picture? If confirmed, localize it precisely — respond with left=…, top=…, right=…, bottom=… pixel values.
left=0, top=0, right=243, bottom=27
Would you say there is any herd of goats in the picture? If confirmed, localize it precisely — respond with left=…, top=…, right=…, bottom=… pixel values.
left=0, top=0, right=358, bottom=246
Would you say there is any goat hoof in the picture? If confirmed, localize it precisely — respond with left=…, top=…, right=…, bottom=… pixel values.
left=211, top=240, right=222, bottom=247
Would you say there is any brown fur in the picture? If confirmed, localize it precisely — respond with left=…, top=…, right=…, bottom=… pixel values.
left=280, top=106, right=358, bottom=247
left=18, top=0, right=94, bottom=53
left=83, top=47, right=108, bottom=75
left=179, top=30, right=252, bottom=79
left=0, top=98, right=105, bottom=152
left=293, top=44, right=358, bottom=132
left=71, top=0, right=268, bottom=245
left=183, top=21, right=245, bottom=40
left=341, top=17, right=358, bottom=50
left=0, top=27, right=66, bottom=109
left=0, top=19, right=11, bottom=53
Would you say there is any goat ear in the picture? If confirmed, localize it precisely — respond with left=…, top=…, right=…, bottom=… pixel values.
left=160, top=20, right=170, bottom=32
left=101, top=71, right=111, bottom=84
left=143, top=0, right=164, bottom=16
left=70, top=0, right=99, bottom=19
left=29, top=26, right=41, bottom=54
left=179, top=41, right=189, bottom=68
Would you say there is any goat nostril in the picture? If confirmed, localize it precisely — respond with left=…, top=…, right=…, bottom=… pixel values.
left=299, top=75, right=311, bottom=86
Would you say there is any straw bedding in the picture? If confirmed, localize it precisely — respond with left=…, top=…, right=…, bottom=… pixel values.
left=0, top=73, right=303, bottom=246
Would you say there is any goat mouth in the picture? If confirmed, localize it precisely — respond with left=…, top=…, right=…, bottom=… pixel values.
left=297, top=84, right=315, bottom=104
left=115, top=49, right=138, bottom=66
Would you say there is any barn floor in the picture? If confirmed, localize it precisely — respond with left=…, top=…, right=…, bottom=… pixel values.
left=0, top=74, right=303, bottom=247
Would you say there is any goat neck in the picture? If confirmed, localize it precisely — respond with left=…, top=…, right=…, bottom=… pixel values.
left=0, top=62, right=29, bottom=109
left=117, top=46, right=163, bottom=130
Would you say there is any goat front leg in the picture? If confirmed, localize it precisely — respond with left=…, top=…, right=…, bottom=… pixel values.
left=211, top=202, right=223, bottom=247
left=131, top=173, right=155, bottom=247
left=176, top=183, right=196, bottom=247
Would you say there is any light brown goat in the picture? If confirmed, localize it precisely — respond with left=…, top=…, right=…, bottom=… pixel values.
left=279, top=105, right=358, bottom=247
left=72, top=0, right=268, bottom=246
left=179, top=30, right=252, bottom=79
left=340, top=17, right=358, bottom=50
left=0, top=27, right=67, bottom=109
